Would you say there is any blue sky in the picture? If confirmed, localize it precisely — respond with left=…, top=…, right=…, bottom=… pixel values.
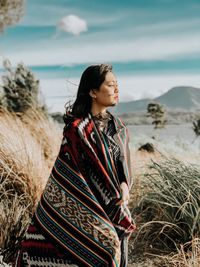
left=1, top=0, right=200, bottom=112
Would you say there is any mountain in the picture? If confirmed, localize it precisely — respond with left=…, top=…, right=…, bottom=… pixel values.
left=113, top=98, right=151, bottom=114
left=155, top=86, right=200, bottom=110
left=114, top=86, right=200, bottom=114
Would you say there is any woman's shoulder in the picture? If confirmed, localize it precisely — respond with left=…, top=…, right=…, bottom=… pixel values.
left=63, top=112, right=82, bottom=125
left=62, top=112, right=81, bottom=135
left=63, top=112, right=92, bottom=135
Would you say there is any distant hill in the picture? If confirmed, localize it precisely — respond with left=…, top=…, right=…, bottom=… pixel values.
left=114, top=86, right=200, bottom=114
left=113, top=98, right=151, bottom=114
left=155, top=86, right=200, bottom=110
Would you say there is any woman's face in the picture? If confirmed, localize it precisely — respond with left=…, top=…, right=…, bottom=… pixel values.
left=91, top=72, right=119, bottom=108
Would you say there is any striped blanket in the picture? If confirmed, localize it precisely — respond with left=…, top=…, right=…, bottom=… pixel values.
left=34, top=113, right=136, bottom=266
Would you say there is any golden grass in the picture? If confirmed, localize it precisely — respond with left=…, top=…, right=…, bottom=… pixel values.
left=167, top=238, right=200, bottom=267
left=0, top=108, right=61, bottom=262
left=0, top=108, right=199, bottom=266
left=129, top=149, right=200, bottom=267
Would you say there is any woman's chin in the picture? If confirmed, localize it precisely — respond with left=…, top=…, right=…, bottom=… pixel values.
left=114, top=99, right=119, bottom=105
left=110, top=102, right=118, bottom=107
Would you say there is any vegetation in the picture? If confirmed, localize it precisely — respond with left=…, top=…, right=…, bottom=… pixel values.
left=193, top=119, right=200, bottom=138
left=129, top=157, right=200, bottom=266
left=0, top=109, right=62, bottom=263
left=167, top=238, right=200, bottom=267
left=0, top=59, right=48, bottom=114
left=1, top=108, right=199, bottom=266
left=0, top=0, right=25, bottom=32
left=147, top=102, right=167, bottom=129
left=0, top=60, right=199, bottom=266
left=0, top=58, right=60, bottom=263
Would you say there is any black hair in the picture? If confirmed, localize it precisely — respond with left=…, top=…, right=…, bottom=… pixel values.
left=68, top=64, right=113, bottom=118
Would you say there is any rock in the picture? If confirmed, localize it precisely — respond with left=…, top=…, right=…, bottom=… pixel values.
left=138, top=143, right=155, bottom=153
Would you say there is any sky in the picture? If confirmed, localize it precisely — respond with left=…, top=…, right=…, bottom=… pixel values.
left=1, top=0, right=200, bottom=112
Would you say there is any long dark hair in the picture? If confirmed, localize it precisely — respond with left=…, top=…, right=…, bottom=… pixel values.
left=69, top=64, right=112, bottom=118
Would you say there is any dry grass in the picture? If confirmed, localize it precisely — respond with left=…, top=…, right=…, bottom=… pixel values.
left=166, top=238, right=200, bottom=267
left=1, top=109, right=200, bottom=266
left=0, top=108, right=61, bottom=262
left=128, top=149, right=200, bottom=267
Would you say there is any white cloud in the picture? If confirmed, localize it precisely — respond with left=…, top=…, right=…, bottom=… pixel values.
left=2, top=31, right=200, bottom=67
left=58, top=15, right=87, bottom=36
left=118, top=74, right=200, bottom=101
left=133, top=18, right=200, bottom=36
left=2, top=14, right=200, bottom=68
left=2, top=6, right=200, bottom=67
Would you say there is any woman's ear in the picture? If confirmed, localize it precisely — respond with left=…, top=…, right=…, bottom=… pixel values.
left=89, top=89, right=97, bottom=98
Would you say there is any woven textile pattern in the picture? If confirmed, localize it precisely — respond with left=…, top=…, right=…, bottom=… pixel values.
left=17, top=113, right=136, bottom=267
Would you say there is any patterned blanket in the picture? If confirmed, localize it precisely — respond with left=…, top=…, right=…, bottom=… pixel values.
left=35, top=113, right=136, bottom=267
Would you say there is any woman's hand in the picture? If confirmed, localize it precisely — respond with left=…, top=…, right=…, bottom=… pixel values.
left=117, top=182, right=130, bottom=205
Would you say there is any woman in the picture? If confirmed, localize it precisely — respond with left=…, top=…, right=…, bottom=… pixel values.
left=14, top=64, right=136, bottom=267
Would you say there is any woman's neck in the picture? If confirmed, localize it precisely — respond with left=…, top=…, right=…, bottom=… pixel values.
left=91, top=103, right=107, bottom=117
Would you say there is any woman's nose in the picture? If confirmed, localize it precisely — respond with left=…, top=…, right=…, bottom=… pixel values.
left=115, top=84, right=119, bottom=92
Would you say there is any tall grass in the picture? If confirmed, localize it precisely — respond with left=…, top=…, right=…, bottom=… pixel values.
left=129, top=156, right=200, bottom=266
left=0, top=108, right=61, bottom=263
left=1, top=108, right=200, bottom=266
left=167, top=238, right=200, bottom=267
